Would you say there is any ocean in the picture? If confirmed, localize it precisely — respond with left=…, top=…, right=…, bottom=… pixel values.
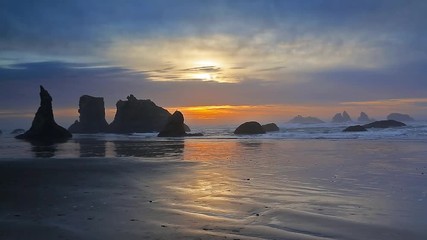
left=0, top=122, right=426, bottom=239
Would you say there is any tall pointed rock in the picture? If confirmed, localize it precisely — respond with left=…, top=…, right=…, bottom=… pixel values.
left=16, top=86, right=72, bottom=142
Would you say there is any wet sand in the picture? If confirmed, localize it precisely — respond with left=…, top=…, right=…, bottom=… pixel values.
left=0, top=139, right=426, bottom=239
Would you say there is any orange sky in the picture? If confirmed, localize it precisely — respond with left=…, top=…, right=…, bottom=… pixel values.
left=3, top=98, right=426, bottom=127
left=166, top=99, right=427, bottom=125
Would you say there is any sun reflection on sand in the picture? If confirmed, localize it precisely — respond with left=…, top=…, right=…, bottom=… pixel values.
left=162, top=139, right=421, bottom=234
left=2, top=136, right=426, bottom=239
left=160, top=140, right=259, bottom=217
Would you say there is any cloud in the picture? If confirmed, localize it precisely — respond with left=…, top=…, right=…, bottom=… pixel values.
left=0, top=61, right=150, bottom=110
left=1, top=1, right=427, bottom=125
left=342, top=98, right=427, bottom=107
left=2, top=0, right=427, bottom=76
left=1, top=60, right=426, bottom=110
left=106, top=31, right=399, bottom=83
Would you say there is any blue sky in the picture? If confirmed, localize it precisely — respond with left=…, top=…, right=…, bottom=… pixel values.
left=1, top=0, right=427, bottom=127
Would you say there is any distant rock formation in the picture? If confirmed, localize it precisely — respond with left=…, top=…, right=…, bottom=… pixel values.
left=343, top=125, right=367, bottom=132
left=363, top=120, right=406, bottom=128
left=262, top=123, right=280, bottom=132
left=332, top=113, right=343, bottom=122
left=234, top=121, right=266, bottom=134
left=357, top=112, right=375, bottom=122
left=158, top=111, right=186, bottom=137
left=289, top=115, right=324, bottom=124
left=342, top=111, right=351, bottom=121
left=108, top=94, right=171, bottom=133
left=332, top=111, right=352, bottom=123
left=387, top=113, right=415, bottom=122
left=68, top=95, right=109, bottom=133
left=10, top=129, right=25, bottom=135
left=16, top=86, right=72, bottom=142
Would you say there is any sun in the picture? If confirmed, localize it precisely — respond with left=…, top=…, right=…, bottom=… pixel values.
left=193, top=73, right=214, bottom=81
left=187, top=59, right=221, bottom=81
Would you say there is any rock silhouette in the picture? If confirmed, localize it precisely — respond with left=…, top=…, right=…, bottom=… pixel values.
left=343, top=125, right=367, bottom=132
left=158, top=111, right=202, bottom=137
left=10, top=129, right=25, bottom=135
left=289, top=115, right=324, bottom=124
left=0, top=130, right=2, bottom=135
left=16, top=86, right=72, bottom=142
left=184, top=123, right=191, bottom=132
left=262, top=123, right=280, bottom=132
left=108, top=95, right=171, bottom=133
left=387, top=113, right=414, bottom=122
left=332, top=111, right=352, bottom=123
left=357, top=112, right=374, bottom=122
left=69, top=95, right=109, bottom=133
left=158, top=111, right=187, bottom=137
left=363, top=120, right=406, bottom=128
left=234, top=121, right=266, bottom=134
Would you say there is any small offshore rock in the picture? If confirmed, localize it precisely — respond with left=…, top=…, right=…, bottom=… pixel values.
left=262, top=123, right=280, bottom=132
left=363, top=120, right=406, bottom=128
left=234, top=121, right=266, bottom=134
left=10, top=129, right=25, bottom=135
left=343, top=125, right=367, bottom=132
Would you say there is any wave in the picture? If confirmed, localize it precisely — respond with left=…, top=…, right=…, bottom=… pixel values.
left=187, top=121, right=427, bottom=141
left=3, top=122, right=427, bottom=142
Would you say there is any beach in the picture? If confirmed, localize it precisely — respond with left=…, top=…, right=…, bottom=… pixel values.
left=3, top=1, right=427, bottom=239
left=1, top=136, right=426, bottom=240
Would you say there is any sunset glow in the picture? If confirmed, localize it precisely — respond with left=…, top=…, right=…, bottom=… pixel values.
left=2, top=2, right=427, bottom=239
left=166, top=100, right=427, bottom=126
left=1, top=0, right=427, bottom=128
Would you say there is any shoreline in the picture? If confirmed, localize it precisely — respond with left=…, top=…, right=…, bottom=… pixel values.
left=0, top=139, right=426, bottom=239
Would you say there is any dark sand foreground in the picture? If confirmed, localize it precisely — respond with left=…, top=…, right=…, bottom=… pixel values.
left=0, top=139, right=426, bottom=239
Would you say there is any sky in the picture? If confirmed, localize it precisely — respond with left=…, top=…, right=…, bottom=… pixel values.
left=1, top=0, right=427, bottom=128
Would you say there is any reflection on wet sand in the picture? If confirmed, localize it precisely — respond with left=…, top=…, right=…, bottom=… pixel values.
left=31, top=144, right=57, bottom=158
left=77, top=139, right=106, bottom=157
left=155, top=139, right=427, bottom=239
left=4, top=137, right=427, bottom=239
left=113, top=140, right=184, bottom=159
left=29, top=139, right=185, bottom=159
left=181, top=139, right=264, bottom=162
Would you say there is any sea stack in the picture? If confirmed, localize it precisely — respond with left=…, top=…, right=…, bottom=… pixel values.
left=158, top=111, right=187, bottom=137
left=234, top=121, right=266, bottom=134
left=69, top=95, right=109, bottom=133
left=387, top=113, right=415, bottom=122
left=16, top=86, right=72, bottom=142
left=108, top=95, right=171, bottom=133
left=357, top=112, right=374, bottom=122
left=332, top=111, right=352, bottom=123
